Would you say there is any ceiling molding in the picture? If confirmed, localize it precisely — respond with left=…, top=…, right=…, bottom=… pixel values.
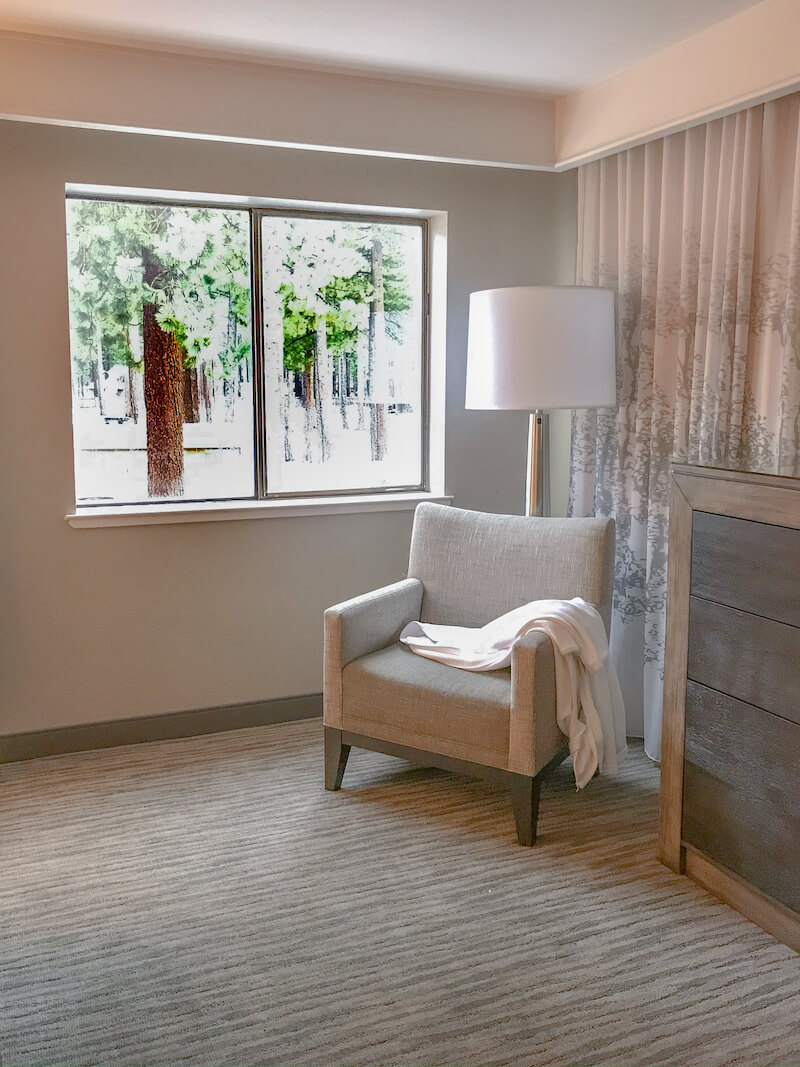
left=3, top=3, right=800, bottom=175
left=0, top=32, right=556, bottom=171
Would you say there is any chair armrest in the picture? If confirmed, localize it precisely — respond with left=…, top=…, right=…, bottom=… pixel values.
left=509, top=629, right=565, bottom=777
left=323, top=578, right=424, bottom=728
left=325, top=578, right=424, bottom=667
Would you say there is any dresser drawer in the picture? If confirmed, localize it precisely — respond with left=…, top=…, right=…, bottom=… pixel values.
left=687, top=596, right=800, bottom=726
left=692, top=511, right=800, bottom=626
left=683, top=681, right=800, bottom=913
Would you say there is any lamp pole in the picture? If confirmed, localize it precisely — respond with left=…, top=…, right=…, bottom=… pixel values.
left=525, top=410, right=550, bottom=517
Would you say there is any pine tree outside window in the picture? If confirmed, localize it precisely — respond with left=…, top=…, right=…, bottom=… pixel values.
left=66, top=193, right=429, bottom=508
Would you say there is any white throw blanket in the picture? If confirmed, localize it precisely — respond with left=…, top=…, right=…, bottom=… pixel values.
left=399, top=598, right=627, bottom=789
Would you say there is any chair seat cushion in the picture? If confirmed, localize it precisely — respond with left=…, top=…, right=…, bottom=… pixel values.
left=341, top=642, right=512, bottom=769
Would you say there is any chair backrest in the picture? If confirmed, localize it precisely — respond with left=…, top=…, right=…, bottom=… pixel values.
left=407, top=502, right=615, bottom=633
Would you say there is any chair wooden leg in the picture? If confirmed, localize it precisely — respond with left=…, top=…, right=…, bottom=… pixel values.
left=509, top=773, right=542, bottom=846
left=324, top=726, right=351, bottom=791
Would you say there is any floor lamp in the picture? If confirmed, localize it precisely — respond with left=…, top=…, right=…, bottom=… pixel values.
left=465, top=286, right=616, bottom=516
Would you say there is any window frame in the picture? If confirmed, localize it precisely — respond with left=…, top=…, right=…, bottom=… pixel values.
left=66, top=190, right=432, bottom=510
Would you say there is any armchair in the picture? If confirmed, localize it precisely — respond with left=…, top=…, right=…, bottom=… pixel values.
left=323, top=502, right=615, bottom=845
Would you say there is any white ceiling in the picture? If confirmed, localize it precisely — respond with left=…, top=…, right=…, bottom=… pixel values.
left=0, top=0, right=765, bottom=94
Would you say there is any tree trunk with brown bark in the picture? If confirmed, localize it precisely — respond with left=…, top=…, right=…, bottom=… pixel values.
left=94, top=325, right=106, bottom=416
left=142, top=247, right=184, bottom=496
left=199, top=360, right=212, bottom=421
left=368, top=237, right=387, bottom=461
left=315, top=316, right=332, bottom=460
left=126, top=365, right=138, bottom=422
left=302, top=361, right=316, bottom=463
left=182, top=366, right=200, bottom=423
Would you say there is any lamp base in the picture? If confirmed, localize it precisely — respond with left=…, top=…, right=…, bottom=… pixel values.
left=525, top=411, right=550, bottom=517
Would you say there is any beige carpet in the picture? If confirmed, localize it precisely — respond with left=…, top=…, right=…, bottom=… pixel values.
left=2, top=719, right=799, bottom=1067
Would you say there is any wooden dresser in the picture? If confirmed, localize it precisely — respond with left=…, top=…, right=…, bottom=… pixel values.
left=659, top=464, right=800, bottom=952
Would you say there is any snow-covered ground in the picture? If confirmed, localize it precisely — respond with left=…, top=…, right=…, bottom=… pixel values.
left=270, top=395, right=422, bottom=494
left=72, top=394, right=255, bottom=504
left=72, top=389, right=422, bottom=504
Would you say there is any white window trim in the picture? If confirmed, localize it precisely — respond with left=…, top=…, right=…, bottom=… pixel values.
left=67, top=491, right=452, bottom=528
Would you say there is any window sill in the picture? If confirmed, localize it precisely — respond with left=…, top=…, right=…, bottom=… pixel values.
left=66, top=491, right=453, bottom=528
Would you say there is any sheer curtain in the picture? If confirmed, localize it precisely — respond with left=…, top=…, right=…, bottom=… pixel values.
left=570, top=93, right=800, bottom=761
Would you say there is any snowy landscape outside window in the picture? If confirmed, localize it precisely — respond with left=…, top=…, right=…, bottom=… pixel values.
left=66, top=195, right=428, bottom=507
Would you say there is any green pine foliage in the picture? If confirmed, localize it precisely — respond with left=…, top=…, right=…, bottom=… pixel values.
left=277, top=220, right=413, bottom=373
left=66, top=199, right=252, bottom=389
left=67, top=202, right=414, bottom=394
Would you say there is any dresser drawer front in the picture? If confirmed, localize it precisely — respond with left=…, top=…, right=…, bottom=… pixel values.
left=692, top=511, right=800, bottom=627
left=683, top=683, right=800, bottom=913
left=684, top=681, right=800, bottom=815
left=683, top=762, right=800, bottom=912
left=687, top=596, right=800, bottom=726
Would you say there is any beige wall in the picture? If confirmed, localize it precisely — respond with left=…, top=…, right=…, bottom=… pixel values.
left=0, top=120, right=576, bottom=735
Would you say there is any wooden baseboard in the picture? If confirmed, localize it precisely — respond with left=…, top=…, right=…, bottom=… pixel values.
left=684, top=844, right=800, bottom=954
left=0, top=694, right=322, bottom=763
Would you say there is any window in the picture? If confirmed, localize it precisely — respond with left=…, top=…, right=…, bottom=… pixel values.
left=66, top=194, right=429, bottom=507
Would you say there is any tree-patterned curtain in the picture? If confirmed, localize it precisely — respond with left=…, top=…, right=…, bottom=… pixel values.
left=570, top=92, right=800, bottom=761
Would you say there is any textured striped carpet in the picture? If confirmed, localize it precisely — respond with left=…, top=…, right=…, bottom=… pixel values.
left=2, top=720, right=799, bottom=1067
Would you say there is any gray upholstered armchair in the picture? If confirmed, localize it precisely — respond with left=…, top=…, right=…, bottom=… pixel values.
left=323, top=502, right=615, bottom=845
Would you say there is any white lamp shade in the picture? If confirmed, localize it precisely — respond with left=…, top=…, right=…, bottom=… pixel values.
left=465, top=286, right=616, bottom=410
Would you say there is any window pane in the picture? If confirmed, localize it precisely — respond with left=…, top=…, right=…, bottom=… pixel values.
left=66, top=199, right=254, bottom=505
left=261, top=216, right=424, bottom=494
